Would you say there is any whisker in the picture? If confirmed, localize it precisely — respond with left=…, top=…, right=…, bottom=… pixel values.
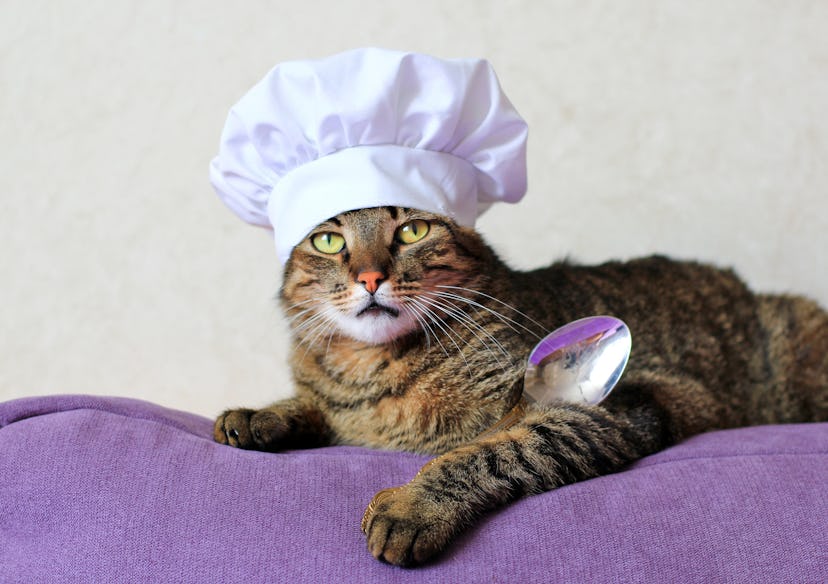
left=324, top=323, right=337, bottom=358
left=399, top=302, right=432, bottom=350
left=402, top=300, right=434, bottom=350
left=419, top=292, right=510, bottom=348
left=291, top=308, right=335, bottom=335
left=401, top=299, right=447, bottom=357
left=406, top=298, right=456, bottom=359
left=407, top=297, right=474, bottom=378
left=283, top=296, right=324, bottom=310
left=293, top=317, right=329, bottom=348
left=435, top=285, right=549, bottom=336
left=298, top=315, right=339, bottom=362
left=431, top=290, right=528, bottom=338
left=431, top=289, right=545, bottom=340
left=304, top=320, right=337, bottom=360
left=417, top=293, right=511, bottom=366
left=282, top=297, right=325, bottom=319
left=293, top=306, right=338, bottom=352
left=284, top=305, right=323, bottom=326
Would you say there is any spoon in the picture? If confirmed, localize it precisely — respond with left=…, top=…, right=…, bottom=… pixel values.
left=478, top=315, right=631, bottom=437
left=524, top=315, right=631, bottom=407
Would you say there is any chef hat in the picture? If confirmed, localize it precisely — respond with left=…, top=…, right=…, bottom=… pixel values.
left=209, top=47, right=529, bottom=264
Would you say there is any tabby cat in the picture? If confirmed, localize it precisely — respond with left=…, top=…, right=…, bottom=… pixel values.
left=215, top=206, right=828, bottom=567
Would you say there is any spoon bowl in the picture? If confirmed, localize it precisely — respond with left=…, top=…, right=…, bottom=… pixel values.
left=523, top=316, right=631, bottom=406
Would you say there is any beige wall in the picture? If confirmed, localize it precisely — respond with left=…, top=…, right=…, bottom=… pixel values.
left=2, top=1, right=826, bottom=417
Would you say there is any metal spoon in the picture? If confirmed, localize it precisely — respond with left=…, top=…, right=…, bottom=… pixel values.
left=524, top=315, right=631, bottom=406
left=478, top=316, right=631, bottom=438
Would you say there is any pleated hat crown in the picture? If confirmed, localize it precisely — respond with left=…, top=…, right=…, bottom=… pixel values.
left=210, top=48, right=529, bottom=263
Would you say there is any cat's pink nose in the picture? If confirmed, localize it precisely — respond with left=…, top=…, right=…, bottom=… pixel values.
left=357, top=271, right=385, bottom=294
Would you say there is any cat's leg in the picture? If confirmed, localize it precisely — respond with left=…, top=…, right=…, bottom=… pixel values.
left=362, top=402, right=651, bottom=566
left=214, top=397, right=332, bottom=451
left=362, top=372, right=720, bottom=567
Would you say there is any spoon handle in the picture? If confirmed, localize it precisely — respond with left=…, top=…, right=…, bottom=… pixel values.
left=476, top=398, right=528, bottom=440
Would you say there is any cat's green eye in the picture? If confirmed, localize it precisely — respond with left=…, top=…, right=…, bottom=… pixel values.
left=395, top=220, right=430, bottom=244
left=311, top=232, right=346, bottom=254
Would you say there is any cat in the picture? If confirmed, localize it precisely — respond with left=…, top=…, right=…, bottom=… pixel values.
left=214, top=206, right=828, bottom=567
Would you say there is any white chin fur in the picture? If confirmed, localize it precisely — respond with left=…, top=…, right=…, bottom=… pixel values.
left=333, top=284, right=419, bottom=344
left=334, top=310, right=419, bottom=344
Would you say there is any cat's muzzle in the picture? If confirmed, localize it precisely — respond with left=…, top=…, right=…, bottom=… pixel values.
left=357, top=301, right=400, bottom=318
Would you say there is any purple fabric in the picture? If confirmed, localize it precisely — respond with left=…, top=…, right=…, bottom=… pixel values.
left=1, top=395, right=826, bottom=583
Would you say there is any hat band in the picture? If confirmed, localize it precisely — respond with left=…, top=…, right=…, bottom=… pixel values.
left=268, top=144, right=480, bottom=263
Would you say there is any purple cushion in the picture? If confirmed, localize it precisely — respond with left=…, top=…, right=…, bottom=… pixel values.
left=1, top=395, right=826, bottom=583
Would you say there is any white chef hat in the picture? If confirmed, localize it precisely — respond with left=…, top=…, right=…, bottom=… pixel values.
left=209, top=47, right=529, bottom=264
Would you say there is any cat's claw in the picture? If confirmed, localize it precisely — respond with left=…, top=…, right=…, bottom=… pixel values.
left=363, top=485, right=458, bottom=567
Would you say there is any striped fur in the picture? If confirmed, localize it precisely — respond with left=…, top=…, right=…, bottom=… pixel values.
left=215, top=207, right=828, bottom=567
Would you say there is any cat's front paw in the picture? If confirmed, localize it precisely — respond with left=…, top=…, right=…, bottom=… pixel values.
left=214, top=408, right=289, bottom=451
left=362, top=485, right=458, bottom=567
